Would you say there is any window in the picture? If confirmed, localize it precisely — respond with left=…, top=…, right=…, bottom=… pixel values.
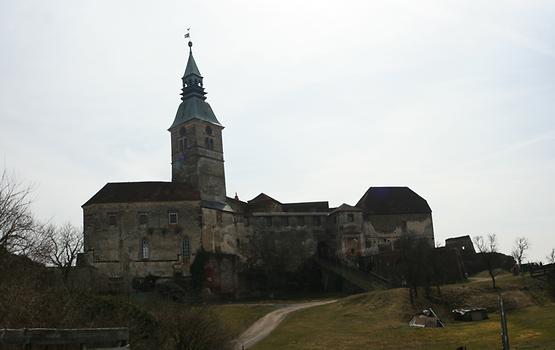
left=182, top=237, right=190, bottom=258
left=169, top=212, right=178, bottom=224
left=297, top=216, right=305, bottom=226
left=281, top=216, right=289, bottom=226
left=205, top=126, right=213, bottom=135
left=108, top=214, right=117, bottom=226
left=141, top=239, right=150, bottom=260
left=205, top=137, right=209, bottom=148
left=236, top=238, right=241, bottom=248
left=312, top=216, right=321, bottom=226
left=217, top=211, right=223, bottom=224
left=347, top=213, right=354, bottom=222
left=178, top=137, right=187, bottom=152
left=179, top=127, right=187, bottom=136
left=138, top=213, right=148, bottom=226
left=265, top=217, right=272, bottom=227
left=209, top=138, right=214, bottom=150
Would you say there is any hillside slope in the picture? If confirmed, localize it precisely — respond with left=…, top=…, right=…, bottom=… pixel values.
left=251, top=273, right=555, bottom=350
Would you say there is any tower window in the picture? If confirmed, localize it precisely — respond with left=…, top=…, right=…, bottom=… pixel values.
left=312, top=216, right=321, bottom=226
left=182, top=237, right=190, bottom=258
left=217, top=211, right=223, bottom=224
left=138, top=213, right=148, bottom=226
left=178, top=137, right=187, bottom=152
left=205, top=126, right=213, bottom=135
left=108, top=213, right=117, bottom=226
left=209, top=138, right=214, bottom=150
left=179, top=127, right=187, bottom=136
left=205, top=137, right=209, bottom=148
left=281, top=216, right=289, bottom=226
left=347, top=213, right=354, bottom=222
left=169, top=212, right=178, bottom=225
left=141, top=239, right=150, bottom=260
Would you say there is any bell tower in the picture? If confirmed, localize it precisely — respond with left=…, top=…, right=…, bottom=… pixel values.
left=169, top=40, right=227, bottom=203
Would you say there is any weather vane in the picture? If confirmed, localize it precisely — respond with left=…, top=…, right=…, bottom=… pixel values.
left=184, top=28, right=192, bottom=50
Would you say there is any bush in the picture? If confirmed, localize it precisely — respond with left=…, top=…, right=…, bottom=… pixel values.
left=155, top=306, right=233, bottom=350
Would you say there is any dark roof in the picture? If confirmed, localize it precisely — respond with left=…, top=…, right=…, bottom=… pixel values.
left=248, top=193, right=281, bottom=204
left=184, top=50, right=202, bottom=77
left=83, top=182, right=200, bottom=206
left=170, top=98, right=221, bottom=129
left=282, top=201, right=329, bottom=212
left=356, top=187, right=431, bottom=215
left=330, top=203, right=362, bottom=214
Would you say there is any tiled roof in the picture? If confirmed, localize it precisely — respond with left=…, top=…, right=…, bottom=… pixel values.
left=356, top=187, right=431, bottom=215
left=83, top=182, right=200, bottom=206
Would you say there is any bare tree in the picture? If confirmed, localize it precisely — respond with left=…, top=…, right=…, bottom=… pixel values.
left=40, top=223, right=83, bottom=281
left=547, top=248, right=555, bottom=264
left=0, top=168, right=37, bottom=255
left=473, top=234, right=499, bottom=289
left=511, top=237, right=529, bottom=268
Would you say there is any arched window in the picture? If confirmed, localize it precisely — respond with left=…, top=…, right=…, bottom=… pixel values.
left=141, top=239, right=149, bottom=260
left=182, top=237, right=190, bottom=258
left=205, top=126, right=212, bottom=135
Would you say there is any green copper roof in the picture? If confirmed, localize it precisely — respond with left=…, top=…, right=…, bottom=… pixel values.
left=170, top=97, right=221, bottom=129
left=184, top=50, right=201, bottom=77
left=169, top=41, right=222, bottom=129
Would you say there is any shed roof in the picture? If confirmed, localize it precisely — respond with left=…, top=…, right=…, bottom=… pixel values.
left=83, top=182, right=200, bottom=206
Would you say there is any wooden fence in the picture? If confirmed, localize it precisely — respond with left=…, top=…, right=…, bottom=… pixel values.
left=0, top=328, right=129, bottom=350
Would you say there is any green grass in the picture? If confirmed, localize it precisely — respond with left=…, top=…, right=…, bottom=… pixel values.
left=249, top=274, right=555, bottom=350
left=210, top=303, right=278, bottom=338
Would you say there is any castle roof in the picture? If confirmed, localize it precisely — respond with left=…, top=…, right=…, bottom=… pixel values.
left=169, top=41, right=221, bottom=129
left=82, top=181, right=200, bottom=207
left=356, top=187, right=431, bottom=215
left=330, top=203, right=362, bottom=214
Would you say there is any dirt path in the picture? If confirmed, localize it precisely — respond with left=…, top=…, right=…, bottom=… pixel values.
left=234, top=300, right=336, bottom=349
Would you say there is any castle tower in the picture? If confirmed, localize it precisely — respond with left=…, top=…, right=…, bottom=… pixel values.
left=169, top=40, right=227, bottom=203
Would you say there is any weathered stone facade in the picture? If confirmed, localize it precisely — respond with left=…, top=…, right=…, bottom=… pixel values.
left=80, top=41, right=435, bottom=290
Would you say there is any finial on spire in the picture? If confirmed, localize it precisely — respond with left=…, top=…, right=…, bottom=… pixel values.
left=184, top=28, right=192, bottom=52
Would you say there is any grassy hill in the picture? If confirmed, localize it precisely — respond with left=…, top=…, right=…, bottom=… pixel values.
left=250, top=273, right=555, bottom=349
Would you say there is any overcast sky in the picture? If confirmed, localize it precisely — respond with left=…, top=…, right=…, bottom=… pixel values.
left=1, top=1, right=554, bottom=261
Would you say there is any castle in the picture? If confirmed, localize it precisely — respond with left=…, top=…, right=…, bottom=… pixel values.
left=81, top=40, right=434, bottom=292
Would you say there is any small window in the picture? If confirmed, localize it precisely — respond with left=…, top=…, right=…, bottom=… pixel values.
left=312, top=216, right=321, bottom=226
left=108, top=214, right=117, bottom=226
left=205, top=126, right=213, bottom=135
left=178, top=137, right=187, bottom=152
left=169, top=212, right=178, bottom=225
left=236, top=238, right=241, bottom=248
left=265, top=217, right=272, bottom=227
left=347, top=213, right=354, bottom=222
left=138, top=213, right=148, bottom=226
left=182, top=237, right=190, bottom=258
left=141, top=239, right=150, bottom=260
left=205, top=137, right=209, bottom=148
left=297, top=216, right=305, bottom=226
left=209, top=138, right=214, bottom=150
left=217, top=211, right=223, bottom=224
left=179, top=127, right=187, bottom=136
left=281, top=216, right=289, bottom=226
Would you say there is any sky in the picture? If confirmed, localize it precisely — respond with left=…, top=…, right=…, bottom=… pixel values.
left=1, top=1, right=554, bottom=262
